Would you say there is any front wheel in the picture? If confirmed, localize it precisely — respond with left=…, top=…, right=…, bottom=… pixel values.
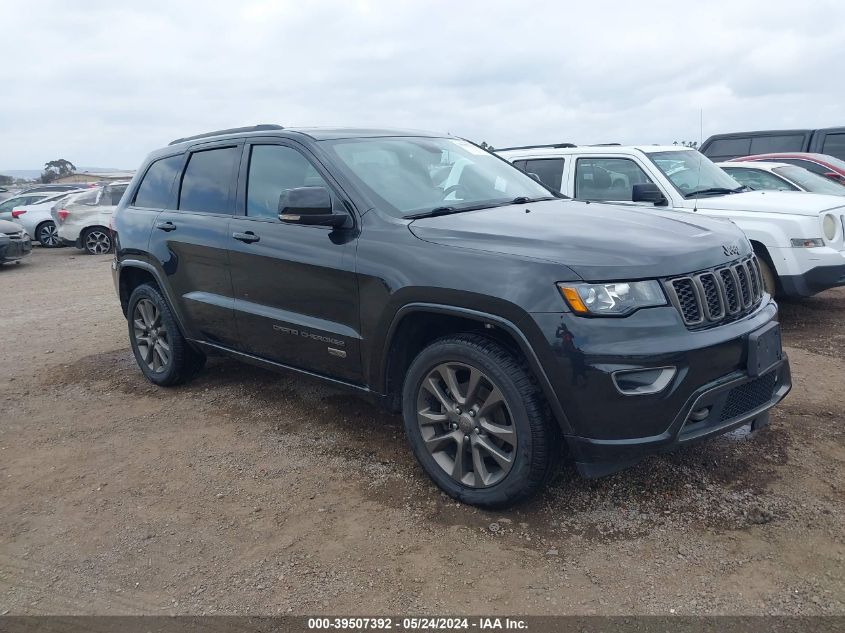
left=402, top=334, right=559, bottom=508
left=37, top=221, right=61, bottom=248
left=82, top=227, right=112, bottom=255
left=127, top=284, right=206, bottom=386
left=757, top=256, right=778, bottom=296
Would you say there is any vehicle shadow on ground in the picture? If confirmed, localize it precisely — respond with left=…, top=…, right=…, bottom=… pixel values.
left=49, top=341, right=799, bottom=542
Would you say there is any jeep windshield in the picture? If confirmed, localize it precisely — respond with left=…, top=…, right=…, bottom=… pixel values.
left=321, top=136, right=558, bottom=218
left=649, top=150, right=746, bottom=198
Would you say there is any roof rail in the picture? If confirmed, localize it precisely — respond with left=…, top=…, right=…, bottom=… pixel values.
left=495, top=142, right=577, bottom=152
left=590, top=143, right=621, bottom=146
left=168, top=124, right=284, bottom=146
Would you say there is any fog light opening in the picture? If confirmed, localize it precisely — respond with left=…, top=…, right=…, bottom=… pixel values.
left=612, top=366, right=676, bottom=396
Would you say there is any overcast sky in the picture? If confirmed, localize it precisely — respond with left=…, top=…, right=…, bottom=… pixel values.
left=2, top=0, right=844, bottom=170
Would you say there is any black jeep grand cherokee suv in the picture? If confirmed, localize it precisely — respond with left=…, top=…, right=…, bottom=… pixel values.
left=112, top=124, right=791, bottom=507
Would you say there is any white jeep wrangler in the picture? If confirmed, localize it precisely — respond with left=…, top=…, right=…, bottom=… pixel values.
left=497, top=144, right=845, bottom=297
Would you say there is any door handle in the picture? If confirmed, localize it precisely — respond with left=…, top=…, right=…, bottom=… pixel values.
left=155, top=221, right=176, bottom=232
left=232, top=231, right=260, bottom=243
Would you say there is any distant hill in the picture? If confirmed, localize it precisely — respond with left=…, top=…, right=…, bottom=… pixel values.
left=0, top=166, right=128, bottom=181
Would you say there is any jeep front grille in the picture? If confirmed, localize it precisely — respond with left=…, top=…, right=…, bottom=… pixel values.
left=665, top=256, right=764, bottom=328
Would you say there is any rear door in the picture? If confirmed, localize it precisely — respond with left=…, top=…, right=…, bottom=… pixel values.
left=227, top=140, right=362, bottom=382
left=146, top=143, right=240, bottom=347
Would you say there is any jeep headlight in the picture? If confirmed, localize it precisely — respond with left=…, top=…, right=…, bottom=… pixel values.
left=822, top=213, right=838, bottom=241
left=557, top=280, right=666, bottom=316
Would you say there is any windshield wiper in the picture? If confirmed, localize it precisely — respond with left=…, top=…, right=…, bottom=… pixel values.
left=684, top=187, right=741, bottom=198
left=405, top=196, right=561, bottom=220
left=405, top=205, right=484, bottom=220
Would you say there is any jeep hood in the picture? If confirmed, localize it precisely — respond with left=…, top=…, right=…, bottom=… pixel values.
left=409, top=199, right=749, bottom=282
left=693, top=190, right=845, bottom=216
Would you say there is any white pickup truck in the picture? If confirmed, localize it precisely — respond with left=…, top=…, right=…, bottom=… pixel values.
left=497, top=144, right=845, bottom=297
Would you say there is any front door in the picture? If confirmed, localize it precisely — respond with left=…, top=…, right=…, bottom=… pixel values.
left=227, top=142, right=362, bottom=382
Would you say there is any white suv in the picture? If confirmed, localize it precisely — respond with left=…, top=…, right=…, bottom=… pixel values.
left=53, top=182, right=129, bottom=254
left=497, top=144, right=845, bottom=297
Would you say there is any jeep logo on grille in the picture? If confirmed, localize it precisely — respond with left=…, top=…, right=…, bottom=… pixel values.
left=722, top=243, right=740, bottom=257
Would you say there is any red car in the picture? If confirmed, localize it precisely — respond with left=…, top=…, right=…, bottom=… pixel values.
left=731, top=152, right=845, bottom=185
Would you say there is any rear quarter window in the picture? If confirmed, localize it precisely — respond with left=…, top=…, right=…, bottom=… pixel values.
left=133, top=155, right=184, bottom=209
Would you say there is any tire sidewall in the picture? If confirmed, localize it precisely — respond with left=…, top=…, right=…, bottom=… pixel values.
left=127, top=285, right=183, bottom=386
left=758, top=257, right=777, bottom=297
left=402, top=339, right=535, bottom=507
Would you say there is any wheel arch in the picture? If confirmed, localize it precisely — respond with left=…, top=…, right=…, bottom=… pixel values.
left=380, top=303, right=572, bottom=434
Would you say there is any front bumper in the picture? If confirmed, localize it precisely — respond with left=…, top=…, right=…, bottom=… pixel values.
left=527, top=299, right=791, bottom=476
left=779, top=262, right=845, bottom=297
left=0, top=237, right=32, bottom=262
left=567, top=359, right=790, bottom=476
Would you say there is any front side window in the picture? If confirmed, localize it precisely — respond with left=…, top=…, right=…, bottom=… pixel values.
left=246, top=145, right=329, bottom=219
left=574, top=157, right=654, bottom=201
left=321, top=137, right=554, bottom=217
left=179, top=147, right=239, bottom=214
left=134, top=155, right=183, bottom=209
left=649, top=151, right=742, bottom=198
left=773, top=165, right=845, bottom=195
left=721, top=167, right=796, bottom=192
left=521, top=158, right=564, bottom=191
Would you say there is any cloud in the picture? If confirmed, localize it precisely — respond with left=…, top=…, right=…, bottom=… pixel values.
left=1, top=0, right=844, bottom=169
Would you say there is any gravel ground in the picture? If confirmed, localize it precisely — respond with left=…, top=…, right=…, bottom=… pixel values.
left=0, top=247, right=843, bottom=615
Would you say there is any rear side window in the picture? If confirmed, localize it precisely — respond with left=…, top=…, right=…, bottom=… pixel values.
left=821, top=133, right=845, bottom=161
left=521, top=158, right=564, bottom=190
left=179, top=147, right=239, bottom=214
left=704, top=138, right=751, bottom=160
left=749, top=135, right=804, bottom=154
left=134, top=155, right=183, bottom=209
left=721, top=167, right=797, bottom=191
left=776, top=158, right=828, bottom=176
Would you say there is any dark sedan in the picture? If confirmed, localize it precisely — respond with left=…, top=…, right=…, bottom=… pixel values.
left=0, top=219, right=32, bottom=264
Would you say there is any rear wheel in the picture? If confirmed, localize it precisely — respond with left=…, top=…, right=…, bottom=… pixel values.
left=402, top=334, right=559, bottom=508
left=127, top=283, right=205, bottom=386
left=82, top=227, right=112, bottom=255
left=37, top=221, right=60, bottom=248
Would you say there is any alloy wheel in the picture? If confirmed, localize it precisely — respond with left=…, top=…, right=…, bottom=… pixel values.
left=85, top=230, right=111, bottom=254
left=40, top=223, right=59, bottom=246
left=133, top=299, right=170, bottom=373
left=416, top=362, right=517, bottom=488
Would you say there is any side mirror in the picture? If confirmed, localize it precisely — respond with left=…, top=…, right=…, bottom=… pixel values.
left=632, top=183, right=667, bottom=205
left=278, top=187, right=348, bottom=228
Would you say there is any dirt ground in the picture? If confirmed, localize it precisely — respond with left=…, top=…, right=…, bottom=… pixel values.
left=1, top=247, right=843, bottom=616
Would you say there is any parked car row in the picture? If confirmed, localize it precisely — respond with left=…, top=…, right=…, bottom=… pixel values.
left=0, top=182, right=128, bottom=255
left=499, top=143, right=845, bottom=298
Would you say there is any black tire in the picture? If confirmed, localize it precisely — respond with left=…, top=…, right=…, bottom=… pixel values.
left=402, top=334, right=559, bottom=508
left=36, top=221, right=61, bottom=248
left=127, top=283, right=206, bottom=386
left=82, top=226, right=113, bottom=255
left=757, top=256, right=778, bottom=297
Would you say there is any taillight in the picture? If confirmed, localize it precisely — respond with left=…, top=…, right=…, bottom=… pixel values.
left=11, top=209, right=26, bottom=218
left=58, top=209, right=69, bottom=221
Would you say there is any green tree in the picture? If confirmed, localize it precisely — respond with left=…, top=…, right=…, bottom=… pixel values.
left=673, top=140, right=698, bottom=149
left=40, top=159, right=77, bottom=183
